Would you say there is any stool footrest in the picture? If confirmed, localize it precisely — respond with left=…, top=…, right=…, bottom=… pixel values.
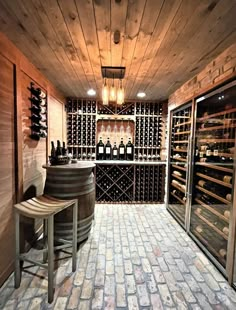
left=19, top=255, right=48, bottom=269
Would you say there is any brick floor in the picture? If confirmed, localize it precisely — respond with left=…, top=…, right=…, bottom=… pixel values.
left=1, top=204, right=236, bottom=309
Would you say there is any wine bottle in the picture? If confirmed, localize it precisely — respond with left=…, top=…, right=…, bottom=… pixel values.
left=118, top=138, right=125, bottom=160
left=105, top=138, right=112, bottom=160
left=29, top=104, right=41, bottom=114
left=112, top=142, right=118, bottom=160
left=219, top=249, right=227, bottom=259
left=96, top=137, right=104, bottom=160
left=30, top=113, right=42, bottom=123
left=29, top=85, right=46, bottom=99
left=126, top=138, right=134, bottom=161
left=51, top=141, right=56, bottom=158
left=62, top=141, right=67, bottom=156
left=56, top=140, right=62, bottom=156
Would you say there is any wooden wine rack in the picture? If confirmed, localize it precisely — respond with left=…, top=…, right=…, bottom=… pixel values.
left=66, top=99, right=167, bottom=203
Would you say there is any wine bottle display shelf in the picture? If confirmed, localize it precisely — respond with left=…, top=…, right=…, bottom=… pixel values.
left=197, top=107, right=236, bottom=122
left=196, top=162, right=233, bottom=173
left=196, top=172, right=232, bottom=189
left=195, top=185, right=230, bottom=205
left=96, top=164, right=165, bottom=203
left=194, top=199, right=229, bottom=223
left=198, top=124, right=236, bottom=132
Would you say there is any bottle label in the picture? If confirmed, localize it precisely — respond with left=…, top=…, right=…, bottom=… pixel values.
left=199, top=151, right=204, bottom=158
left=113, top=150, right=118, bottom=156
left=106, top=147, right=111, bottom=154
left=206, top=150, right=211, bottom=156
left=213, top=149, right=219, bottom=156
left=99, top=146, right=104, bottom=154
left=120, top=147, right=125, bottom=154
left=127, top=147, right=132, bottom=154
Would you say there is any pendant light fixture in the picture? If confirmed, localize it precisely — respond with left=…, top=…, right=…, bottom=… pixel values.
left=102, top=78, right=109, bottom=105
left=109, top=75, right=117, bottom=101
left=117, top=79, right=124, bottom=105
left=101, top=66, right=126, bottom=106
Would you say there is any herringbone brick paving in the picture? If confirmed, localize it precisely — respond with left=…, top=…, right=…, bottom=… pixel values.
left=1, top=204, right=236, bottom=309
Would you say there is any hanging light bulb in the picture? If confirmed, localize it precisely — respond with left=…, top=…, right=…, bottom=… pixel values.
left=102, top=78, right=109, bottom=105
left=117, top=79, right=124, bottom=105
left=109, top=76, right=116, bottom=101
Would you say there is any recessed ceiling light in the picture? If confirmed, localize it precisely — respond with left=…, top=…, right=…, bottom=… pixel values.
left=137, top=92, right=146, bottom=98
left=87, top=89, right=96, bottom=96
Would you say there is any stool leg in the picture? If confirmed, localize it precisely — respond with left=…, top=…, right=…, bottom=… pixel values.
left=43, top=219, right=48, bottom=263
left=14, top=211, right=21, bottom=288
left=72, top=200, right=78, bottom=272
left=47, top=215, right=54, bottom=303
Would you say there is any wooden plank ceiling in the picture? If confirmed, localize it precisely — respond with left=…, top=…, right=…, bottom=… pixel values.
left=0, top=0, right=236, bottom=100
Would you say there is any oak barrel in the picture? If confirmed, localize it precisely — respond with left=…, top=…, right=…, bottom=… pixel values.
left=43, top=162, right=95, bottom=242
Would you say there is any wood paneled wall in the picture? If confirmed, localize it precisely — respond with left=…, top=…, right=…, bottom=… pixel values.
left=0, top=54, right=15, bottom=286
left=0, top=32, right=65, bottom=286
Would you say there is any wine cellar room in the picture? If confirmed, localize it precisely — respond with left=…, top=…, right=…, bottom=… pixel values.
left=0, top=0, right=236, bottom=308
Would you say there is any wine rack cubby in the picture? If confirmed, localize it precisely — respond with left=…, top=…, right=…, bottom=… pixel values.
left=28, top=82, right=47, bottom=140
left=66, top=98, right=167, bottom=203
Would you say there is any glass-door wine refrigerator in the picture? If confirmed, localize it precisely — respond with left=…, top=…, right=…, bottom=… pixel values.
left=190, top=80, right=236, bottom=275
left=167, top=102, right=193, bottom=228
left=168, top=79, right=236, bottom=280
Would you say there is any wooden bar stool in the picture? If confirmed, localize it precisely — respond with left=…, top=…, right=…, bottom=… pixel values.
left=14, top=195, right=78, bottom=303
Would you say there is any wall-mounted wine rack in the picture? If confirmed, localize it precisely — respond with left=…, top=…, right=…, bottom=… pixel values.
left=66, top=98, right=167, bottom=203
left=28, top=82, right=47, bottom=140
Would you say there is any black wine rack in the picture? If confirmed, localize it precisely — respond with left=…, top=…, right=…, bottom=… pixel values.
left=28, top=82, right=47, bottom=141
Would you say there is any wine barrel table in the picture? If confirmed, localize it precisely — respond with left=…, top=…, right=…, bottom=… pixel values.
left=43, top=162, right=95, bottom=242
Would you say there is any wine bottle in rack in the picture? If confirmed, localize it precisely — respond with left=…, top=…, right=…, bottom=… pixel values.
left=126, top=138, right=134, bottom=160
left=112, top=142, right=118, bottom=160
left=119, top=138, right=125, bottom=160
left=96, top=137, right=104, bottom=160
left=105, top=138, right=112, bottom=160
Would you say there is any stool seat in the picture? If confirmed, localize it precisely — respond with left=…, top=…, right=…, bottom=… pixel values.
left=14, top=195, right=76, bottom=218
left=14, top=195, right=78, bottom=303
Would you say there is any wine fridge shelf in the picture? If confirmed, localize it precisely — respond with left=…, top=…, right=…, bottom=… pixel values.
left=195, top=198, right=229, bottom=223
left=196, top=172, right=232, bottom=189
left=197, top=107, right=236, bottom=122
left=195, top=185, right=230, bottom=205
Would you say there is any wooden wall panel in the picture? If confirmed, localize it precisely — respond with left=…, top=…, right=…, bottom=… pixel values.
left=0, top=32, right=65, bottom=286
left=48, top=95, right=66, bottom=147
left=0, top=54, right=15, bottom=286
